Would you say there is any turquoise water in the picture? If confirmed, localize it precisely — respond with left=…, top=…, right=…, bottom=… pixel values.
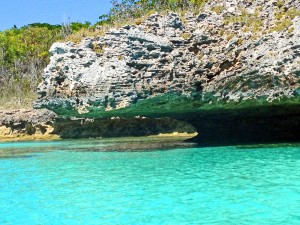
left=0, top=140, right=300, bottom=224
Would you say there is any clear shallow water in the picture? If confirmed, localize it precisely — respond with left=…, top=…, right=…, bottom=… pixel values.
left=0, top=140, right=300, bottom=225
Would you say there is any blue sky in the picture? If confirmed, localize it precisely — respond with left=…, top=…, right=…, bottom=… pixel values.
left=0, top=0, right=111, bottom=31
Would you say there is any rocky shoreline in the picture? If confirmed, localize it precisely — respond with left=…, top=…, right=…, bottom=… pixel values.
left=0, top=109, right=196, bottom=142
left=1, top=104, right=299, bottom=146
left=1, top=0, right=300, bottom=145
left=0, top=109, right=58, bottom=142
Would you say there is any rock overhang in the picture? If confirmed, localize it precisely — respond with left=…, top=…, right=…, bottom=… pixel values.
left=33, top=1, right=300, bottom=145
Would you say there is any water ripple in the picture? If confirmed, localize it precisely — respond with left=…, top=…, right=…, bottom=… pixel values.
left=0, top=141, right=300, bottom=224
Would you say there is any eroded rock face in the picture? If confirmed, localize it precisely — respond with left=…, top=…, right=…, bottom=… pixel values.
left=0, top=109, right=197, bottom=141
left=53, top=117, right=196, bottom=139
left=35, top=0, right=300, bottom=114
left=0, top=109, right=57, bottom=138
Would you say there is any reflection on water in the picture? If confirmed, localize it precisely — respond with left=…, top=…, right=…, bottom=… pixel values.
left=0, top=136, right=196, bottom=159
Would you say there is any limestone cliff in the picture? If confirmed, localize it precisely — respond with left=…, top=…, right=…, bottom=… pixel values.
left=36, top=0, right=300, bottom=114
left=34, top=0, right=300, bottom=145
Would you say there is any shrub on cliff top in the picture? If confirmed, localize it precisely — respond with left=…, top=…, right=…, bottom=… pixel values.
left=98, top=0, right=207, bottom=25
left=0, top=25, right=62, bottom=109
left=0, top=20, right=94, bottom=109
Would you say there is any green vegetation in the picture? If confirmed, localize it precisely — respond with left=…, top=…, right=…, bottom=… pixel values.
left=96, top=0, right=207, bottom=27
left=225, top=8, right=263, bottom=33
left=224, top=5, right=300, bottom=35
left=0, top=24, right=61, bottom=109
left=211, top=5, right=225, bottom=15
left=66, top=0, right=208, bottom=42
left=181, top=32, right=191, bottom=40
left=276, top=0, right=284, bottom=9
left=272, top=7, right=300, bottom=32
left=0, top=22, right=92, bottom=109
